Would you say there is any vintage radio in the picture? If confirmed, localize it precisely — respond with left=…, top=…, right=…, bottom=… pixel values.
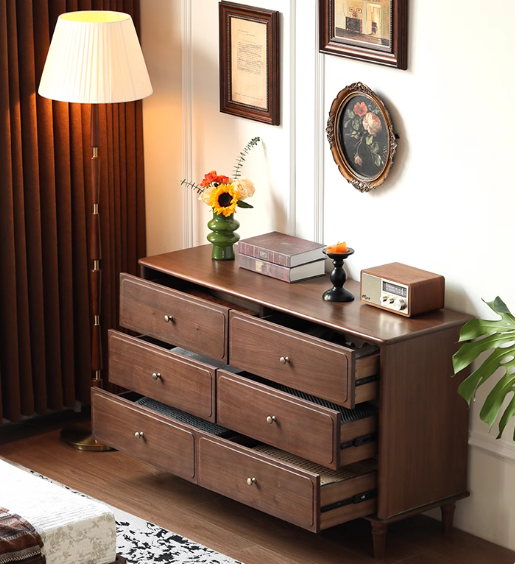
left=360, top=262, right=445, bottom=317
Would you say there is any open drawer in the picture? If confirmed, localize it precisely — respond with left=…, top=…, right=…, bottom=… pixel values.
left=91, top=388, right=200, bottom=481
left=108, top=330, right=216, bottom=422
left=198, top=436, right=377, bottom=533
left=216, top=370, right=378, bottom=469
left=228, top=311, right=380, bottom=408
left=119, top=273, right=229, bottom=362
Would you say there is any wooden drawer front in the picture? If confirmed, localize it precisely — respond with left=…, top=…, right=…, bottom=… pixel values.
left=198, top=436, right=318, bottom=530
left=216, top=371, right=340, bottom=469
left=119, top=273, right=228, bottom=362
left=229, top=311, right=354, bottom=406
left=92, top=389, right=196, bottom=481
left=108, top=331, right=215, bottom=422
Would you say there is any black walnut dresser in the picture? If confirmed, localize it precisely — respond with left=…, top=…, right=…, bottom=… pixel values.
left=92, top=245, right=471, bottom=559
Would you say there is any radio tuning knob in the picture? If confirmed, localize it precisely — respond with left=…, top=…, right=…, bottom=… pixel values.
left=388, top=298, right=395, bottom=304
left=397, top=299, right=407, bottom=311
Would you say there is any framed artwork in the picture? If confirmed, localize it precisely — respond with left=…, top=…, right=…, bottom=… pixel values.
left=219, top=2, right=280, bottom=125
left=326, top=82, right=397, bottom=192
left=319, top=0, right=408, bottom=70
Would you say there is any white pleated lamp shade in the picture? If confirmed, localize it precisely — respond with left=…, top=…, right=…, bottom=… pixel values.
left=39, top=11, right=152, bottom=104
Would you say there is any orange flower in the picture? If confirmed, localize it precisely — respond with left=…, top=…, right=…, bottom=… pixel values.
left=353, top=102, right=368, bottom=117
left=200, top=170, right=231, bottom=188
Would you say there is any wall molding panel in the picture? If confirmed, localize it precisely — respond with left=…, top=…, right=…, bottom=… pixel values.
left=289, top=0, right=297, bottom=236
left=181, top=0, right=194, bottom=249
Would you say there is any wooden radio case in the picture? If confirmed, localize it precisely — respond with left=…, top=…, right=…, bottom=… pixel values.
left=360, top=262, right=445, bottom=317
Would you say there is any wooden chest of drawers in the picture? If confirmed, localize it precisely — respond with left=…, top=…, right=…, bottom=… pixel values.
left=92, top=245, right=471, bottom=558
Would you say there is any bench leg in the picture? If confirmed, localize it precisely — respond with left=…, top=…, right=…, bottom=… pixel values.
left=441, top=502, right=456, bottom=535
left=370, top=521, right=388, bottom=559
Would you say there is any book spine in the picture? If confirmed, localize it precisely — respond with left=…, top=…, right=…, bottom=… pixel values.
left=237, top=254, right=292, bottom=283
left=238, top=242, right=291, bottom=267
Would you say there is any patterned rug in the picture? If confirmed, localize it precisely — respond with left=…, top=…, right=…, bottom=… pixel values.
left=112, top=506, right=241, bottom=564
left=3, top=458, right=241, bottom=564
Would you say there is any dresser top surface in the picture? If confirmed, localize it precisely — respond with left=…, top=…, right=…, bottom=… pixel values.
left=139, top=245, right=471, bottom=345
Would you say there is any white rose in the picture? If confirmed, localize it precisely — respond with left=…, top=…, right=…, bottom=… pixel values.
left=362, top=112, right=382, bottom=136
left=232, top=178, right=255, bottom=200
left=199, top=186, right=214, bottom=205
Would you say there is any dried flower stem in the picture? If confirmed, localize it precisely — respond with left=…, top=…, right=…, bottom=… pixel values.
left=232, top=137, right=261, bottom=180
left=180, top=179, right=204, bottom=194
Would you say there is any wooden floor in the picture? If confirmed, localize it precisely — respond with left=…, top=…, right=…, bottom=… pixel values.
left=1, top=412, right=514, bottom=564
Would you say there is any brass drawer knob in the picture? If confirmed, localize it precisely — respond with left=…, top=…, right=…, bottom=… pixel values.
left=266, top=415, right=277, bottom=424
left=134, top=431, right=144, bottom=439
left=246, top=477, right=256, bottom=486
left=279, top=356, right=290, bottom=365
left=164, top=315, right=174, bottom=323
left=152, top=372, right=162, bottom=381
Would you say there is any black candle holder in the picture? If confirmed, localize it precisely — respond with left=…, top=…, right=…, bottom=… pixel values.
left=322, top=248, right=355, bottom=302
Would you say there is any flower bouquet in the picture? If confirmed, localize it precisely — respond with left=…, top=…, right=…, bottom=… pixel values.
left=180, top=137, right=260, bottom=260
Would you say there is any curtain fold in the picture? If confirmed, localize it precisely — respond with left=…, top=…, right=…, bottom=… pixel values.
left=0, top=0, right=146, bottom=422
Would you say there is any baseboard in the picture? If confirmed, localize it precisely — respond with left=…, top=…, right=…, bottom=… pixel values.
left=469, top=430, right=515, bottom=462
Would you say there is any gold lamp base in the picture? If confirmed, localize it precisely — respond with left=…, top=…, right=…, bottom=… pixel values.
left=60, top=420, right=113, bottom=452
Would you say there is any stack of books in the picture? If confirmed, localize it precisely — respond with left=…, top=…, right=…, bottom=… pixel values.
left=237, top=231, right=326, bottom=283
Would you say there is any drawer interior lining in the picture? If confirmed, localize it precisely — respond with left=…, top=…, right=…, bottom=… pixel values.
left=252, top=445, right=376, bottom=485
left=262, top=313, right=379, bottom=358
left=135, top=397, right=229, bottom=436
left=170, top=347, right=243, bottom=374
left=267, top=382, right=378, bottom=424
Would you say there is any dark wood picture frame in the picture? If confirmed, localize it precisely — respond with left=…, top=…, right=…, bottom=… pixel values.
left=319, top=0, right=408, bottom=70
left=219, top=2, right=280, bottom=125
left=327, top=82, right=397, bottom=192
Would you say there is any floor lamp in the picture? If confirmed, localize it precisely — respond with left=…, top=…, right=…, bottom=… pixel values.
left=38, top=11, right=152, bottom=450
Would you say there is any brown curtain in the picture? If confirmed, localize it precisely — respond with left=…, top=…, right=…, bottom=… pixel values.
left=0, top=0, right=146, bottom=422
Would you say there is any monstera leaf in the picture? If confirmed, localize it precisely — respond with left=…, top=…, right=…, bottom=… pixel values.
left=453, top=297, right=515, bottom=439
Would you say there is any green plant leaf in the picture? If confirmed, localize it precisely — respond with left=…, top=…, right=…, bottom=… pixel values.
left=366, top=136, right=374, bottom=145
left=353, top=119, right=360, bottom=131
left=453, top=296, right=515, bottom=438
left=347, top=110, right=355, bottom=119
left=480, top=368, right=515, bottom=428
left=374, top=154, right=382, bottom=166
left=498, top=396, right=515, bottom=439
left=236, top=200, right=253, bottom=208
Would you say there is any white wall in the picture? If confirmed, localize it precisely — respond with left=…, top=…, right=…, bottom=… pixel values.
left=141, top=0, right=515, bottom=550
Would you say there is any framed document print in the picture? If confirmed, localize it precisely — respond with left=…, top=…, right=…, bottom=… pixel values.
left=319, top=0, right=408, bottom=70
left=219, top=2, right=280, bottom=125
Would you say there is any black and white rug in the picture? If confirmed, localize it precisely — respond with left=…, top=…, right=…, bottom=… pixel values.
left=112, top=506, right=241, bottom=564
left=7, top=459, right=241, bottom=564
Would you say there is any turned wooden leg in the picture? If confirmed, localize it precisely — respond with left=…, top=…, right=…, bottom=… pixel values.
left=441, top=502, right=456, bottom=535
left=370, top=521, right=388, bottom=559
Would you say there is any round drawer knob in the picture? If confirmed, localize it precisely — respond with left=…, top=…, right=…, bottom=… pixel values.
left=246, top=477, right=256, bottom=486
left=164, top=315, right=174, bottom=323
left=134, top=431, right=144, bottom=439
left=152, top=372, right=162, bottom=381
left=279, top=356, right=290, bottom=365
left=266, top=415, right=277, bottom=424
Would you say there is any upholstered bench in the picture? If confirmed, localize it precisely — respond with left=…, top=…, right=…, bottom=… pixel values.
left=0, top=458, right=117, bottom=564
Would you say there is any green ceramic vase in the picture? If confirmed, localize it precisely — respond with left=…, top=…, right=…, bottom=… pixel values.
left=207, top=210, right=240, bottom=260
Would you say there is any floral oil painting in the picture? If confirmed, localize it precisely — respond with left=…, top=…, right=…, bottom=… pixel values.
left=340, top=95, right=388, bottom=180
left=334, top=0, right=392, bottom=51
left=327, top=83, right=396, bottom=192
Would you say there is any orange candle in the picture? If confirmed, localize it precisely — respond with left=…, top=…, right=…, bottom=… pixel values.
left=326, top=241, right=347, bottom=253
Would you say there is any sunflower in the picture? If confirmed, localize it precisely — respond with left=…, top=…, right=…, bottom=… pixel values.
left=209, top=184, right=239, bottom=217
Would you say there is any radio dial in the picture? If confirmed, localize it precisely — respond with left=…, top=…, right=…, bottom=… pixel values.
left=395, top=299, right=407, bottom=311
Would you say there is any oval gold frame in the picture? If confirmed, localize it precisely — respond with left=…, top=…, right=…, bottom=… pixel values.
left=327, top=83, right=397, bottom=193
